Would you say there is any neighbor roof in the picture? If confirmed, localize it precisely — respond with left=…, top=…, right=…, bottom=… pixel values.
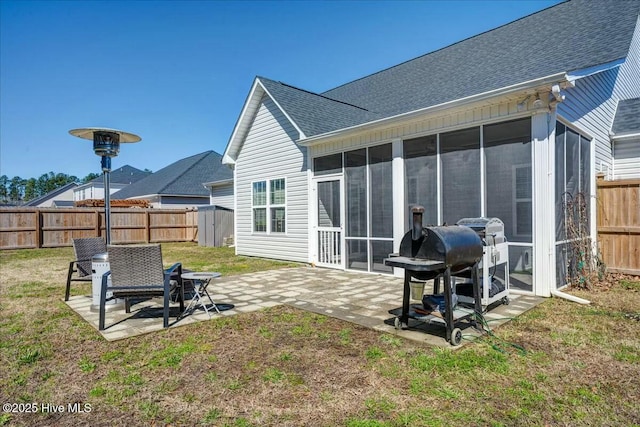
left=89, top=165, right=150, bottom=185
left=112, top=151, right=232, bottom=199
left=612, top=98, right=640, bottom=137
left=252, top=0, right=640, bottom=140
left=24, top=182, right=78, bottom=206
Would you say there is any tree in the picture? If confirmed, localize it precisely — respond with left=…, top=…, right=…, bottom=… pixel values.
left=8, top=176, right=25, bottom=201
left=81, top=173, right=100, bottom=183
left=23, top=178, right=38, bottom=201
left=0, top=175, right=8, bottom=202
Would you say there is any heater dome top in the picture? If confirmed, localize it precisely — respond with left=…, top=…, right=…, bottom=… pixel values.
left=69, top=127, right=141, bottom=143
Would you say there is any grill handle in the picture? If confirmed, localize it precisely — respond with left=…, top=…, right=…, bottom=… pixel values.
left=411, top=206, right=425, bottom=241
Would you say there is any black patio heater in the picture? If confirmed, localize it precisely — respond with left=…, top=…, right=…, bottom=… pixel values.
left=69, top=127, right=141, bottom=244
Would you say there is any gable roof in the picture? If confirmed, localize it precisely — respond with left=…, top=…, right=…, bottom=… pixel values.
left=321, top=0, right=638, bottom=119
left=24, top=182, right=78, bottom=206
left=112, top=151, right=232, bottom=199
left=612, top=98, right=640, bottom=138
left=224, top=0, right=639, bottom=162
left=89, top=165, right=150, bottom=185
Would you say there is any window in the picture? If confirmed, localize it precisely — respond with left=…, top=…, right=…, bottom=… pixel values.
left=270, top=178, right=286, bottom=233
left=252, top=178, right=286, bottom=233
left=252, top=181, right=267, bottom=232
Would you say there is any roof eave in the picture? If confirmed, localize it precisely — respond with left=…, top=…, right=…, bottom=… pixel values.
left=203, top=178, right=234, bottom=188
left=222, top=77, right=307, bottom=165
left=611, top=132, right=640, bottom=141
left=299, top=72, right=571, bottom=146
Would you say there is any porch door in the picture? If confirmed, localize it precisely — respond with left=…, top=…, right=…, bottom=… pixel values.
left=315, top=178, right=344, bottom=268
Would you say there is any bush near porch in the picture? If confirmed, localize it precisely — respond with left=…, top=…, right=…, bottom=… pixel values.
left=0, top=243, right=638, bottom=427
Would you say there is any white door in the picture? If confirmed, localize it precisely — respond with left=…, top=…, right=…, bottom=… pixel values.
left=314, top=178, right=344, bottom=268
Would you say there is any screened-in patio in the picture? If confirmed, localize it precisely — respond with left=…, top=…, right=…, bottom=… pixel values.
left=311, top=116, right=593, bottom=296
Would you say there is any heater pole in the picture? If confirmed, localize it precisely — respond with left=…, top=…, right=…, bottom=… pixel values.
left=102, top=156, right=112, bottom=245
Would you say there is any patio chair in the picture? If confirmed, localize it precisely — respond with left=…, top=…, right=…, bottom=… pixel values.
left=65, top=237, right=107, bottom=301
left=98, top=244, right=184, bottom=331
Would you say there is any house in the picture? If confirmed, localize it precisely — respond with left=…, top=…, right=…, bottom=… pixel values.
left=611, top=97, right=640, bottom=179
left=222, top=0, right=640, bottom=297
left=73, top=165, right=150, bottom=202
left=24, top=182, right=79, bottom=207
left=112, top=151, right=233, bottom=208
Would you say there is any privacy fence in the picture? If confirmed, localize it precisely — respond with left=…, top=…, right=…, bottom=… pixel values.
left=0, top=208, right=198, bottom=250
left=596, top=175, right=640, bottom=275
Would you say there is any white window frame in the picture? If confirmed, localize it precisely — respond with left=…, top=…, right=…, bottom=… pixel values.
left=269, top=178, right=286, bottom=233
left=251, top=178, right=286, bottom=234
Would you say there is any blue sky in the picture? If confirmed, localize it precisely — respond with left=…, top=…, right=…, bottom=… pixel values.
left=0, top=0, right=561, bottom=180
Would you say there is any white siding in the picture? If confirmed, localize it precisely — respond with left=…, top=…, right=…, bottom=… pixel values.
left=615, top=17, right=640, bottom=101
left=235, top=95, right=309, bottom=263
left=557, top=68, right=619, bottom=171
left=210, top=183, right=234, bottom=210
left=557, top=17, right=640, bottom=174
left=613, top=138, right=640, bottom=180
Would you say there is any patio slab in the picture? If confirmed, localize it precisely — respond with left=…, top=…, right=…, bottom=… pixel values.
left=66, top=266, right=544, bottom=346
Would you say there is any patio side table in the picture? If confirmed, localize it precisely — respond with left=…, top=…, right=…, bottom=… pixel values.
left=181, top=272, right=221, bottom=318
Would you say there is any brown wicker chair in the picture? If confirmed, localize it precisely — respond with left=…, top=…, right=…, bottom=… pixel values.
left=99, top=244, right=184, bottom=331
left=65, top=237, right=107, bottom=301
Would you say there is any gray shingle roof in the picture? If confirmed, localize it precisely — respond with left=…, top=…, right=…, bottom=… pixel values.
left=261, top=0, right=640, bottom=138
left=90, top=165, right=151, bottom=184
left=259, top=77, right=385, bottom=136
left=612, top=98, right=640, bottom=136
left=112, top=151, right=232, bottom=199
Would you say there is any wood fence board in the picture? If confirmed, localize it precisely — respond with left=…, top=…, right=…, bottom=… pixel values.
left=597, top=176, right=640, bottom=275
left=0, top=207, right=198, bottom=250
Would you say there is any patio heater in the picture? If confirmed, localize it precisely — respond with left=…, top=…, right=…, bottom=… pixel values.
left=69, top=127, right=141, bottom=244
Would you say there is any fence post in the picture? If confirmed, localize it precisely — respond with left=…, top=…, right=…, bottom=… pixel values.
left=146, top=210, right=151, bottom=243
left=35, top=210, right=42, bottom=248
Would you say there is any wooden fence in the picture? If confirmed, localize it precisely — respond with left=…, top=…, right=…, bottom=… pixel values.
left=0, top=207, right=198, bottom=250
left=596, top=175, right=640, bottom=275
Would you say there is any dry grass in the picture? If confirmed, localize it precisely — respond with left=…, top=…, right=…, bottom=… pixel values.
left=1, top=244, right=639, bottom=426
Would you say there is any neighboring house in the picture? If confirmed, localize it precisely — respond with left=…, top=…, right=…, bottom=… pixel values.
left=24, top=182, right=78, bottom=207
left=74, top=165, right=150, bottom=201
left=610, top=97, right=640, bottom=180
left=203, top=178, right=234, bottom=210
left=222, top=0, right=640, bottom=298
left=112, top=151, right=233, bottom=208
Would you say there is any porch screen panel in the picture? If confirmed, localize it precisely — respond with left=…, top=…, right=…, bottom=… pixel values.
left=441, top=127, right=480, bottom=225
left=314, top=153, right=343, bottom=176
left=345, top=149, right=367, bottom=237
left=369, top=144, right=393, bottom=238
left=317, top=181, right=340, bottom=228
left=580, top=135, right=591, bottom=233
left=404, top=135, right=437, bottom=226
left=484, top=118, right=532, bottom=242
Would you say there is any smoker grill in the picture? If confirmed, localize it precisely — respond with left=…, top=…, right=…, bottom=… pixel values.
left=385, top=207, right=484, bottom=345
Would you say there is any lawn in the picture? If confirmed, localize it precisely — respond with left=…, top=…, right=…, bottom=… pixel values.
left=0, top=243, right=639, bottom=426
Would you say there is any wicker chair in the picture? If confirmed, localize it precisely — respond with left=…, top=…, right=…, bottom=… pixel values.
left=65, top=237, right=107, bottom=301
left=99, top=244, right=184, bottom=331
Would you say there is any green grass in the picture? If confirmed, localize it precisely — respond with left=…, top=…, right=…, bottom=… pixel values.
left=0, top=244, right=639, bottom=426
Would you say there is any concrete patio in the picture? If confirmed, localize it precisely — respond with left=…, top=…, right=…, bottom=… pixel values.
left=66, top=266, right=544, bottom=347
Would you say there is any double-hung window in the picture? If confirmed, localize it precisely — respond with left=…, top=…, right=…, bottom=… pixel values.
left=252, top=178, right=286, bottom=233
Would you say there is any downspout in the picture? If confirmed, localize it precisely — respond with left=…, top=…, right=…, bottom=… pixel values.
left=551, top=289, right=590, bottom=304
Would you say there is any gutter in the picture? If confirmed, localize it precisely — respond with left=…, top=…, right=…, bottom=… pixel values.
left=610, top=132, right=640, bottom=141
left=298, top=71, right=570, bottom=146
